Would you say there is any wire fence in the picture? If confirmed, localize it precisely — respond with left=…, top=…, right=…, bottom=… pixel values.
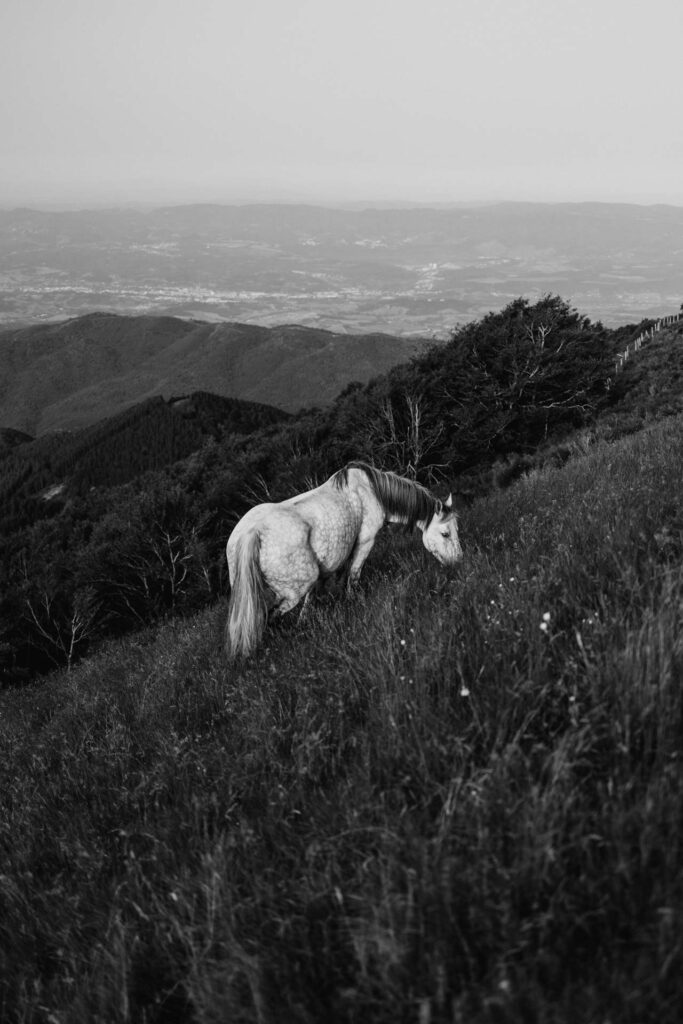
left=613, top=310, right=683, bottom=375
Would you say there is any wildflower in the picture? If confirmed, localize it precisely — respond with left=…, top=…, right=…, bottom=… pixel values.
left=460, top=686, right=471, bottom=697
left=400, top=639, right=406, bottom=647
left=540, top=621, right=549, bottom=633
left=542, top=612, right=551, bottom=622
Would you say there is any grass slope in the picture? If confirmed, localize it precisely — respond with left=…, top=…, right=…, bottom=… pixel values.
left=607, top=324, right=683, bottom=429
left=1, top=414, right=682, bottom=1022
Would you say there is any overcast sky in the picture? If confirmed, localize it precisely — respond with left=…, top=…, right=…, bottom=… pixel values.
left=2, top=0, right=682, bottom=207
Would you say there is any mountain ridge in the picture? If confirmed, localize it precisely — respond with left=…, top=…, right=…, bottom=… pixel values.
left=0, top=313, right=434, bottom=434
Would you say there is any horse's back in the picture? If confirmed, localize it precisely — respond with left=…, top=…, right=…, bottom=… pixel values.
left=227, top=471, right=381, bottom=594
left=285, top=481, right=369, bottom=569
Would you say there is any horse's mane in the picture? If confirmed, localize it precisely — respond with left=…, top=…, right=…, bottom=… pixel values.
left=332, top=461, right=438, bottom=530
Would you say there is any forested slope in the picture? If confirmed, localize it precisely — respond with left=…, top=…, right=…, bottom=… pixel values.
left=0, top=314, right=434, bottom=432
left=0, top=391, right=290, bottom=532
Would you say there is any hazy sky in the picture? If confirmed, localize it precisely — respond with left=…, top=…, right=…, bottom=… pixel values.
left=2, top=0, right=682, bottom=207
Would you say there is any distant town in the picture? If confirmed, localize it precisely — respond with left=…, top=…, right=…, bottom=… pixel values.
left=1, top=201, right=682, bottom=333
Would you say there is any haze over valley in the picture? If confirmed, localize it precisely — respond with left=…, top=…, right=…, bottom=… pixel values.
left=2, top=201, right=682, bottom=338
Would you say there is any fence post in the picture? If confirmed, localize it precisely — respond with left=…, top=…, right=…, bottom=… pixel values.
left=611, top=309, right=680, bottom=381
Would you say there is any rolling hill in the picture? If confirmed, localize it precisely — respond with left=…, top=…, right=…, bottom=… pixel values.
left=0, top=313, right=435, bottom=434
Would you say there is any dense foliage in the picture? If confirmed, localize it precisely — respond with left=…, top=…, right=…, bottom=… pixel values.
left=0, top=296, right=678, bottom=683
left=0, top=390, right=290, bottom=524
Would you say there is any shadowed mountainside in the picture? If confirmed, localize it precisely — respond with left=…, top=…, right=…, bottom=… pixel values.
left=0, top=427, right=33, bottom=451
left=0, top=390, right=291, bottom=532
left=0, top=313, right=434, bottom=434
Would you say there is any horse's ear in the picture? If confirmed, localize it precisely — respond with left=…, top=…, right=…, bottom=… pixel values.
left=444, top=493, right=453, bottom=510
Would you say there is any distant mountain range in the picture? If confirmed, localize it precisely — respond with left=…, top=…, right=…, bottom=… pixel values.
left=0, top=313, right=435, bottom=434
left=1, top=202, right=682, bottom=334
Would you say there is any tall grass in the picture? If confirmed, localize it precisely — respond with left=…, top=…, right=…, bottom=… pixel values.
left=1, top=415, right=682, bottom=1023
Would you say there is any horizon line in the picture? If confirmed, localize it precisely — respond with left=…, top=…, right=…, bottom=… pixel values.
left=2, top=196, right=683, bottom=213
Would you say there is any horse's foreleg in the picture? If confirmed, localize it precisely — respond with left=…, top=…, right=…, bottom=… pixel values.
left=346, top=535, right=377, bottom=592
left=297, top=590, right=315, bottom=623
left=318, top=565, right=348, bottom=598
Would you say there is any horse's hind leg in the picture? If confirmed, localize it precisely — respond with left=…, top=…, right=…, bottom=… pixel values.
left=271, top=580, right=317, bottom=620
left=260, top=519, right=321, bottom=621
left=269, top=560, right=320, bottom=620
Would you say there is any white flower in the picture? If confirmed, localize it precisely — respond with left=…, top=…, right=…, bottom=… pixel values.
left=542, top=612, right=551, bottom=622
left=460, top=686, right=471, bottom=697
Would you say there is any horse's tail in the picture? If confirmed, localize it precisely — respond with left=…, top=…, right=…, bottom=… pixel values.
left=225, top=530, right=268, bottom=660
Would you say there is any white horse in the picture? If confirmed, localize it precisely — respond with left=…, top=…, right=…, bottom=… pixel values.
left=225, top=461, right=462, bottom=659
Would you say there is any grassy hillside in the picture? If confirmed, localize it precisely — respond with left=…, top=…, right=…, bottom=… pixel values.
left=1, top=413, right=682, bottom=1022
left=605, top=322, right=683, bottom=430
left=0, top=314, right=434, bottom=433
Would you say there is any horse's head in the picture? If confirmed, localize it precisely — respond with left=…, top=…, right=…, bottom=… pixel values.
left=421, top=494, right=462, bottom=566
